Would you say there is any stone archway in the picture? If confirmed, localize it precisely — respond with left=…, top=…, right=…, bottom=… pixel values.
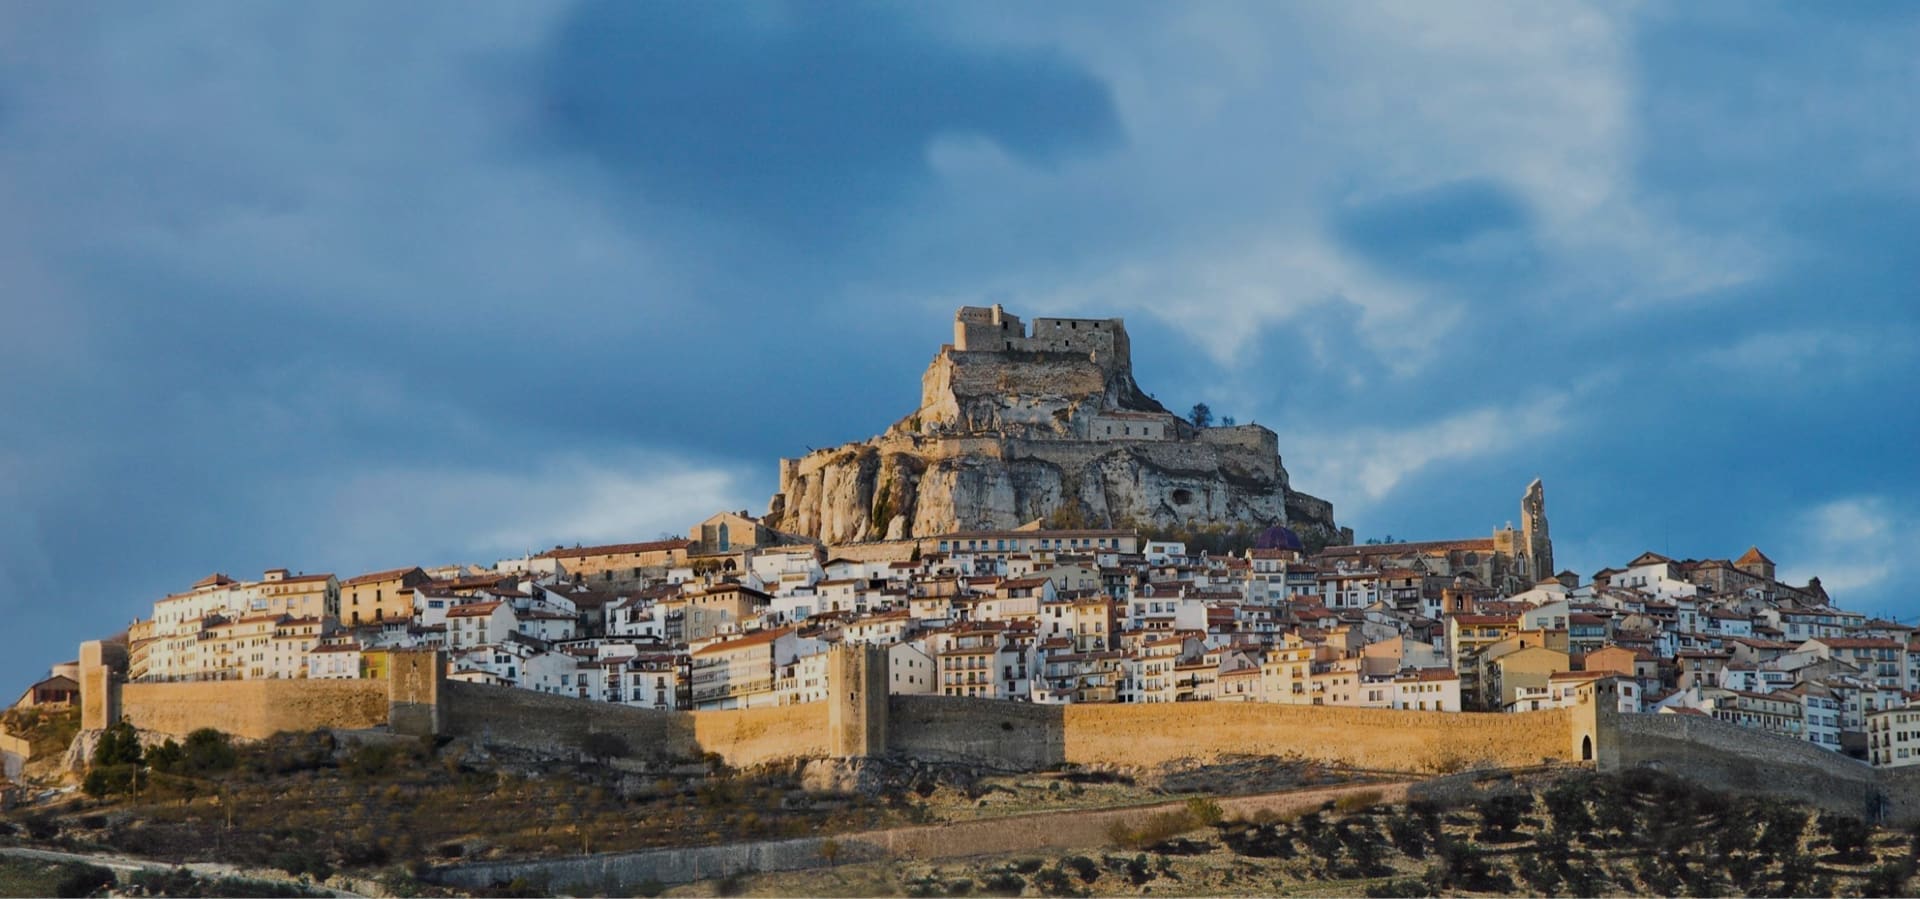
left=1582, top=735, right=1593, bottom=761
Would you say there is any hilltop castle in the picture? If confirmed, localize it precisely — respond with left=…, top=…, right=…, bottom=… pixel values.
left=766, top=306, right=1346, bottom=547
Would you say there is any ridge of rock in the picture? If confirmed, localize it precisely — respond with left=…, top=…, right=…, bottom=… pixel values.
left=766, top=306, right=1349, bottom=548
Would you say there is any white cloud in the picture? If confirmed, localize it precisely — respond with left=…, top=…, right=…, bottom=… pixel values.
left=1781, top=497, right=1909, bottom=598
left=299, top=452, right=755, bottom=569
left=902, top=0, right=1771, bottom=395
left=1288, top=393, right=1571, bottom=512
left=1702, top=329, right=1911, bottom=382
left=1017, top=232, right=1444, bottom=372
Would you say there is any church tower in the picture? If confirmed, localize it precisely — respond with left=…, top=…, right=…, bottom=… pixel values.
left=1521, top=479, right=1553, bottom=584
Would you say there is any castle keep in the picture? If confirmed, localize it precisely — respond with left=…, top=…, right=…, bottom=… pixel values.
left=767, top=306, right=1346, bottom=547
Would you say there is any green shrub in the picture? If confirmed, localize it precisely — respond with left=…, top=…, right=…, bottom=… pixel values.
left=1474, top=793, right=1533, bottom=842
left=1030, top=865, right=1081, bottom=897
left=980, top=871, right=1024, bottom=896
left=1184, top=796, right=1224, bottom=826
left=1334, top=789, right=1385, bottom=814
left=1864, top=860, right=1914, bottom=898
left=1817, top=812, right=1873, bottom=864
left=53, top=863, right=116, bottom=898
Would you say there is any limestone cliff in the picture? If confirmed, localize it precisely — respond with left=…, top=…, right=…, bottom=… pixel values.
left=767, top=306, right=1346, bottom=547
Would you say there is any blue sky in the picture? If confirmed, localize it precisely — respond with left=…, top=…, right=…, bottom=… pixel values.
left=1, top=2, right=1915, bottom=688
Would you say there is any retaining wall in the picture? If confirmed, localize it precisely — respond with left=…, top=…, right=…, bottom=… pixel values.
left=435, top=781, right=1405, bottom=893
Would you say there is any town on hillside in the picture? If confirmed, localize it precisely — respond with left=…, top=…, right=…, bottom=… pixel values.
left=21, top=479, right=1920, bottom=773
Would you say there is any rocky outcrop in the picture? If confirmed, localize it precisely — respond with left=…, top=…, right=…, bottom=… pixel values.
left=767, top=308, right=1346, bottom=547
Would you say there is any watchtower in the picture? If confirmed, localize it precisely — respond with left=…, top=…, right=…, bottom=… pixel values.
left=827, top=644, right=889, bottom=758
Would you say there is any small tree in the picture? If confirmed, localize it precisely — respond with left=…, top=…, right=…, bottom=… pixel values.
left=84, top=720, right=146, bottom=798
left=182, top=728, right=237, bottom=774
left=1187, top=403, right=1213, bottom=428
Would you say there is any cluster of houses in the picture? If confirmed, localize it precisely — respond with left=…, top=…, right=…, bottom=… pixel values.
left=111, top=505, right=1920, bottom=769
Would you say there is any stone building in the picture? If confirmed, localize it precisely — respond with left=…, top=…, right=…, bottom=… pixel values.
left=1316, top=479, right=1555, bottom=595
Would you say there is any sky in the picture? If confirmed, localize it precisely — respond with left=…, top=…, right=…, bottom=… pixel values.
left=0, top=2, right=1915, bottom=689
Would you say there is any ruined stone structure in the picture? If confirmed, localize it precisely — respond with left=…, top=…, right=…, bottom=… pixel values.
left=767, top=306, right=1346, bottom=547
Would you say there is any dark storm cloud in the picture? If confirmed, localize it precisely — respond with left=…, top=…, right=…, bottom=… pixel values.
left=0, top=2, right=1916, bottom=691
left=532, top=1, right=1122, bottom=241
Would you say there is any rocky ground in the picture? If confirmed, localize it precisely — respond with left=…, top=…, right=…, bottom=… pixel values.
left=664, top=769, right=1920, bottom=899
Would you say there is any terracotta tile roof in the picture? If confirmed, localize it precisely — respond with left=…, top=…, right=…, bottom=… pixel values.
left=692, top=627, right=794, bottom=657
left=447, top=601, right=505, bottom=618
left=1811, top=637, right=1902, bottom=650
left=265, top=573, right=334, bottom=585
left=342, top=566, right=426, bottom=587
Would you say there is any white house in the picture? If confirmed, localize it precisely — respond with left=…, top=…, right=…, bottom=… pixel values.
left=306, top=642, right=362, bottom=679
left=888, top=642, right=937, bottom=695
left=446, top=601, right=517, bottom=650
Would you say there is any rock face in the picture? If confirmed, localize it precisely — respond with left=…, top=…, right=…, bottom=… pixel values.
left=767, top=306, right=1347, bottom=547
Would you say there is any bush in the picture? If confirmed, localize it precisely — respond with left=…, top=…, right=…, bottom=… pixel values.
left=980, top=871, right=1025, bottom=896
left=1334, top=789, right=1385, bottom=814
left=1864, top=860, right=1914, bottom=898
left=1387, top=811, right=1428, bottom=859
left=1474, top=793, right=1534, bottom=842
left=91, top=721, right=143, bottom=767
left=1030, top=865, right=1082, bottom=897
left=182, top=728, right=239, bottom=774
left=1061, top=855, right=1099, bottom=884
left=54, top=863, right=116, bottom=898
left=1107, top=808, right=1201, bottom=850
left=1184, top=797, right=1224, bottom=826
left=1818, top=812, right=1873, bottom=864
left=1543, top=779, right=1595, bottom=837
left=1364, top=878, right=1433, bottom=898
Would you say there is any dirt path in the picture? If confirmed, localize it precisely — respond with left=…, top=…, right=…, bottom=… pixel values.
left=0, top=845, right=367, bottom=898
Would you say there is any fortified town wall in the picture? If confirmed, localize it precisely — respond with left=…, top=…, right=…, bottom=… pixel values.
left=72, top=640, right=1920, bottom=822
left=120, top=680, right=390, bottom=740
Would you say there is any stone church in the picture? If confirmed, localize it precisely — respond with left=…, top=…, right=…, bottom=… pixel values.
left=1315, top=479, right=1558, bottom=595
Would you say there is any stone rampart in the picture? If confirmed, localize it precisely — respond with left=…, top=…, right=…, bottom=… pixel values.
left=1609, top=713, right=1884, bottom=819
left=887, top=696, right=1569, bottom=773
left=119, top=680, right=390, bottom=740
left=440, top=681, right=830, bottom=767
left=890, top=696, right=1066, bottom=768
left=1061, top=703, right=1571, bottom=771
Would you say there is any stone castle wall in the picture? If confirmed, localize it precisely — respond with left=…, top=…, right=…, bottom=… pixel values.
left=440, top=681, right=830, bottom=766
left=85, top=636, right=1920, bottom=826
left=1610, top=712, right=1885, bottom=819
left=888, top=695, right=1570, bottom=772
left=119, top=680, right=391, bottom=740
left=1061, top=703, right=1571, bottom=771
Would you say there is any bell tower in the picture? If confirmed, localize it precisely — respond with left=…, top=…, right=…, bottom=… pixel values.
left=1521, top=479, right=1552, bottom=584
